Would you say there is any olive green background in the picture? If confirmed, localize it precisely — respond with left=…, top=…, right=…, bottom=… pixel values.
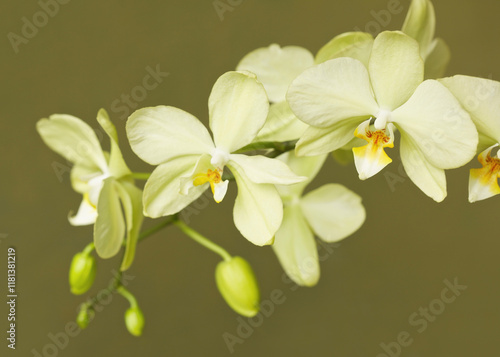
left=1, top=0, right=499, bottom=356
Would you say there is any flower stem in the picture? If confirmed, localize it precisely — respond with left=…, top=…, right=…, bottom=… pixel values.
left=130, top=172, right=151, bottom=180
left=137, top=215, right=178, bottom=243
left=174, top=220, right=232, bottom=261
left=117, top=286, right=139, bottom=308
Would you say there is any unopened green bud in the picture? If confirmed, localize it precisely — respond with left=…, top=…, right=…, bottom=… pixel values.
left=125, top=307, right=145, bottom=337
left=76, top=305, right=93, bottom=329
left=69, top=252, right=96, bottom=295
left=215, top=256, right=260, bottom=317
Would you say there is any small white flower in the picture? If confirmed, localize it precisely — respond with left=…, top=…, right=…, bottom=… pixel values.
left=126, top=71, right=306, bottom=246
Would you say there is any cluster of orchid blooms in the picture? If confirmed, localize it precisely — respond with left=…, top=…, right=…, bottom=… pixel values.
left=37, top=0, right=500, bottom=336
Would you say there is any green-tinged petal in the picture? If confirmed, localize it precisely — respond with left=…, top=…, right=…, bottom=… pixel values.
left=315, top=32, right=374, bottom=66
left=439, top=75, right=500, bottom=144
left=228, top=161, right=283, bottom=246
left=236, top=44, right=314, bottom=103
left=301, top=184, right=365, bottom=242
left=127, top=106, right=214, bottom=165
left=209, top=71, right=269, bottom=152
left=393, top=80, right=478, bottom=169
left=229, top=154, right=306, bottom=185
left=401, top=0, right=436, bottom=58
left=295, top=118, right=368, bottom=156
left=114, top=181, right=144, bottom=271
left=273, top=205, right=319, bottom=287
left=37, top=114, right=107, bottom=171
left=96, top=109, right=131, bottom=178
left=254, top=101, right=308, bottom=142
left=143, top=156, right=206, bottom=218
left=70, top=163, right=100, bottom=194
left=68, top=197, right=97, bottom=226
left=369, top=31, right=424, bottom=110
left=399, top=132, right=447, bottom=202
left=276, top=151, right=327, bottom=198
left=94, top=178, right=126, bottom=259
left=287, top=58, right=378, bottom=128
left=424, top=38, right=450, bottom=79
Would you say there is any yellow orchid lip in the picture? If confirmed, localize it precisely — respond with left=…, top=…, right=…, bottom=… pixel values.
left=469, top=144, right=500, bottom=202
left=193, top=169, right=222, bottom=195
left=352, top=119, right=395, bottom=180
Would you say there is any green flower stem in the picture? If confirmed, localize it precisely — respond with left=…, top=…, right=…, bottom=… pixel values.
left=136, top=215, right=179, bottom=244
left=130, top=172, right=151, bottom=180
left=117, top=286, right=139, bottom=308
left=82, top=242, right=95, bottom=255
left=174, top=220, right=232, bottom=261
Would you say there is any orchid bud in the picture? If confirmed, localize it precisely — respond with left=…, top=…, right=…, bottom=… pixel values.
left=125, top=306, right=145, bottom=337
left=76, top=304, right=93, bottom=329
left=69, top=252, right=96, bottom=295
left=215, top=256, right=260, bottom=317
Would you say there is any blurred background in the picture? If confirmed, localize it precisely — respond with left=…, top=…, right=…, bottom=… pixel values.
left=1, top=0, right=499, bottom=356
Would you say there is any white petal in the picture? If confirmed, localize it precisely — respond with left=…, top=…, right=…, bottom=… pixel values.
left=295, top=118, right=367, bottom=157
left=287, top=57, right=379, bottom=128
left=255, top=101, right=308, bottom=142
left=209, top=71, right=269, bottom=152
left=94, top=178, right=126, bottom=259
left=369, top=31, right=424, bottom=110
left=272, top=205, right=319, bottom=287
left=439, top=75, right=500, bottom=144
left=228, top=161, right=283, bottom=246
left=399, top=132, right=447, bottom=202
left=213, top=180, right=229, bottom=203
left=143, top=156, right=207, bottom=217
left=300, top=184, right=365, bottom=242
left=236, top=44, right=314, bottom=103
left=70, top=163, right=101, bottom=195
left=229, top=154, right=306, bottom=185
left=96, top=109, right=131, bottom=178
left=126, top=106, right=214, bottom=165
left=401, top=0, right=436, bottom=59
left=68, top=197, right=97, bottom=226
left=392, top=80, right=478, bottom=169
left=315, top=31, right=374, bottom=66
left=276, top=151, right=327, bottom=198
left=37, top=114, right=107, bottom=171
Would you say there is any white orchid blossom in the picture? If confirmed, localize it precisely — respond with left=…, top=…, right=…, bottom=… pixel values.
left=273, top=152, right=365, bottom=286
left=439, top=75, right=500, bottom=202
left=126, top=71, right=306, bottom=246
left=287, top=31, right=478, bottom=202
left=37, top=109, right=143, bottom=270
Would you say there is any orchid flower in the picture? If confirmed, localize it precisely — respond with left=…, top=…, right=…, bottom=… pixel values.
left=439, top=75, right=500, bottom=202
left=273, top=152, right=365, bottom=286
left=37, top=109, right=143, bottom=270
left=287, top=31, right=478, bottom=202
left=126, top=71, right=305, bottom=246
